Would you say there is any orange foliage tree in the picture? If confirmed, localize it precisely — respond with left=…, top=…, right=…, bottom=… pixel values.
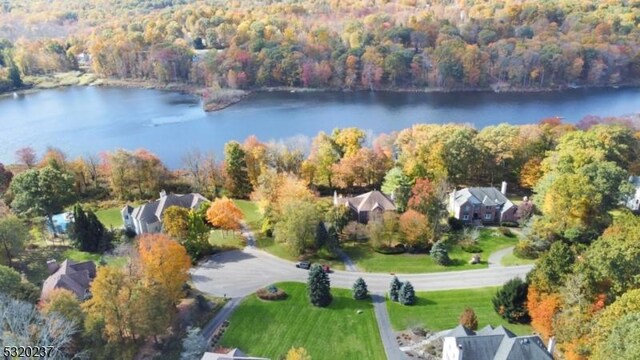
left=138, top=233, right=191, bottom=305
left=399, top=209, right=429, bottom=247
left=206, top=197, right=244, bottom=235
left=527, top=287, right=562, bottom=339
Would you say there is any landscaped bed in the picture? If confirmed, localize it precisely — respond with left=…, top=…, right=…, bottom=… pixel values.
left=219, top=282, right=385, bottom=360
left=343, top=228, right=519, bottom=273
left=386, top=287, right=532, bottom=335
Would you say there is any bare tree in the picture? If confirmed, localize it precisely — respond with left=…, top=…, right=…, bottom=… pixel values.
left=182, top=149, right=219, bottom=197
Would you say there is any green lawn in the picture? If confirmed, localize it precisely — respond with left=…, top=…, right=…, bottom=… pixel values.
left=233, top=199, right=263, bottom=229
left=220, top=282, right=385, bottom=360
left=344, top=228, right=518, bottom=273
left=386, top=287, right=532, bottom=335
left=501, top=252, right=537, bottom=266
left=209, top=229, right=245, bottom=250
left=95, top=207, right=124, bottom=228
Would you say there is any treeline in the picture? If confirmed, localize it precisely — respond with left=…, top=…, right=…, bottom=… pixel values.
left=2, top=0, right=640, bottom=90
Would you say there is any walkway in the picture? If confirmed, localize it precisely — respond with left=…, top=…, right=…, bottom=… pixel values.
left=488, top=246, right=515, bottom=268
left=335, top=248, right=359, bottom=272
left=371, top=294, right=408, bottom=360
left=201, top=297, right=244, bottom=340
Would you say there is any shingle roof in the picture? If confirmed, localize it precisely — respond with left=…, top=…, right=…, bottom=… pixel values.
left=337, top=191, right=396, bottom=212
left=127, top=193, right=208, bottom=224
left=493, top=336, right=552, bottom=360
left=41, top=259, right=97, bottom=299
left=452, top=187, right=516, bottom=214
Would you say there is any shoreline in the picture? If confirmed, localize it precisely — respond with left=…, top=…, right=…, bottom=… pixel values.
left=2, top=71, right=639, bottom=113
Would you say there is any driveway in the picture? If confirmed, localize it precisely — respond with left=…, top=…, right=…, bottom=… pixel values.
left=191, top=247, right=534, bottom=298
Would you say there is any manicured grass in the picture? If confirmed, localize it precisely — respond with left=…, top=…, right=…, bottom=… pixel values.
left=62, top=249, right=127, bottom=267
left=209, top=229, right=245, bottom=250
left=344, top=228, right=518, bottom=273
left=501, top=252, right=537, bottom=266
left=95, top=207, right=124, bottom=228
left=233, top=199, right=262, bottom=229
left=220, top=282, right=385, bottom=360
left=386, top=287, right=532, bottom=335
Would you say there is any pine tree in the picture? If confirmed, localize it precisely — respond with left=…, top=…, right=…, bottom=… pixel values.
left=389, top=276, right=402, bottom=302
left=430, top=240, right=451, bottom=265
left=224, top=141, right=252, bottom=198
left=492, top=278, right=530, bottom=323
left=315, top=221, right=328, bottom=248
left=70, top=204, right=108, bottom=253
left=307, top=264, right=332, bottom=307
left=180, top=327, right=208, bottom=360
left=352, top=277, right=369, bottom=300
left=399, top=281, right=416, bottom=305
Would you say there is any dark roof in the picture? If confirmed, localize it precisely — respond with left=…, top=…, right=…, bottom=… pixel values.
left=125, top=193, right=208, bottom=224
left=337, top=191, right=396, bottom=212
left=41, top=259, right=97, bottom=299
left=447, top=325, right=553, bottom=360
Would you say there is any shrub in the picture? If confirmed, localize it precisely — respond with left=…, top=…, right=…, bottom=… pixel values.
left=373, top=244, right=406, bottom=254
left=430, top=241, right=451, bottom=265
left=352, top=278, right=369, bottom=300
left=498, top=227, right=515, bottom=237
left=459, top=307, right=479, bottom=330
left=460, top=241, right=482, bottom=253
left=492, top=278, right=530, bottom=323
left=389, top=276, right=402, bottom=302
left=399, top=282, right=416, bottom=305
left=448, top=216, right=464, bottom=231
left=343, top=221, right=368, bottom=241
left=256, top=286, right=288, bottom=301
left=195, top=294, right=211, bottom=311
left=514, top=239, right=540, bottom=259
left=500, top=221, right=519, bottom=228
left=307, top=264, right=332, bottom=307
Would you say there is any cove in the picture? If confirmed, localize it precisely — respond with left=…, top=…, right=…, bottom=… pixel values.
left=1, top=86, right=640, bottom=168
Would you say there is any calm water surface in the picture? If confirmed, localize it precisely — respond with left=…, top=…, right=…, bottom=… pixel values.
left=1, top=86, right=640, bottom=168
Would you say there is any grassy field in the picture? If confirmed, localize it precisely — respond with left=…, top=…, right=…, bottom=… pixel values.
left=95, top=207, right=124, bottom=228
left=343, top=228, right=518, bottom=273
left=501, top=252, right=537, bottom=266
left=220, top=282, right=385, bottom=360
left=386, top=287, right=532, bottom=335
left=209, top=229, right=245, bottom=250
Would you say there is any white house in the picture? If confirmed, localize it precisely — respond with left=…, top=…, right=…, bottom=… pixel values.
left=122, top=191, right=208, bottom=235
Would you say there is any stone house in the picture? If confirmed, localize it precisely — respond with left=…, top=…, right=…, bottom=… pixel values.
left=333, top=190, right=396, bottom=223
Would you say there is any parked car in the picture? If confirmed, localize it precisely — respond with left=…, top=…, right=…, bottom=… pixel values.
left=295, top=261, right=311, bottom=269
left=320, top=264, right=331, bottom=273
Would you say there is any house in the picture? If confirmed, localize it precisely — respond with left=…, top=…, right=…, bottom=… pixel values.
left=333, top=190, right=396, bottom=223
left=449, top=182, right=518, bottom=225
left=626, top=176, right=640, bottom=211
left=442, top=324, right=554, bottom=360
left=201, top=348, right=268, bottom=360
left=41, top=259, right=97, bottom=300
left=122, top=191, right=208, bottom=235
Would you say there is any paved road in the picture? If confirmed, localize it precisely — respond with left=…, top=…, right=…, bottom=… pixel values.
left=191, top=247, right=533, bottom=298
left=371, top=294, right=408, bottom=360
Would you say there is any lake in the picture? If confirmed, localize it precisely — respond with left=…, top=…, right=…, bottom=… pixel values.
left=2, top=86, right=640, bottom=168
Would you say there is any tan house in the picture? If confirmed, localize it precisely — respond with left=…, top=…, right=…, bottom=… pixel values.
left=449, top=182, right=518, bottom=225
left=333, top=190, right=396, bottom=223
left=41, top=259, right=97, bottom=300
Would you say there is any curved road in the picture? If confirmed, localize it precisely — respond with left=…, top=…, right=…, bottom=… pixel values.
left=191, top=246, right=534, bottom=298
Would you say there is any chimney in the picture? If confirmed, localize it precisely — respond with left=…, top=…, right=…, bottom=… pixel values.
left=333, top=191, right=338, bottom=206
left=501, top=181, right=507, bottom=195
left=547, top=337, right=556, bottom=354
left=159, top=189, right=167, bottom=198
left=46, top=259, right=60, bottom=275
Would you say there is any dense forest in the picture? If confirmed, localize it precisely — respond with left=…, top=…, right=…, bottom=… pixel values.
left=1, top=0, right=640, bottom=92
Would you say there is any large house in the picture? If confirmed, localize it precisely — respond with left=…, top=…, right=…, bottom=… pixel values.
left=41, top=259, right=97, bottom=300
left=122, top=191, right=208, bottom=235
left=442, top=324, right=554, bottom=360
left=626, top=176, right=640, bottom=211
left=333, top=190, right=396, bottom=223
left=449, top=182, right=518, bottom=225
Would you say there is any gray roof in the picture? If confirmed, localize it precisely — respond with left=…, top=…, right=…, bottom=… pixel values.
left=446, top=325, right=553, bottom=360
left=41, top=259, right=97, bottom=299
left=124, top=193, right=208, bottom=224
left=452, top=187, right=516, bottom=214
left=337, top=190, right=396, bottom=212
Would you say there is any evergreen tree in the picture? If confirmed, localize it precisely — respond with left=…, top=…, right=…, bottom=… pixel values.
left=352, top=277, right=369, bottom=300
left=389, top=276, right=402, bottom=302
left=70, top=204, right=109, bottom=253
left=9, top=63, right=22, bottom=88
left=430, top=240, right=451, bottom=265
left=224, top=141, right=252, bottom=198
left=315, top=221, right=328, bottom=248
left=180, top=327, right=208, bottom=360
left=399, top=281, right=416, bottom=305
left=307, top=264, right=331, bottom=307
left=492, top=278, right=530, bottom=323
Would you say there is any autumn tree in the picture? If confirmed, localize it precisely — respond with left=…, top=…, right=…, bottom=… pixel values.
left=408, top=178, right=447, bottom=243
left=40, top=288, right=84, bottom=326
left=10, top=166, right=74, bottom=235
left=399, top=209, right=430, bottom=248
left=104, top=149, right=169, bottom=200
left=15, top=147, right=37, bottom=168
left=274, top=200, right=319, bottom=255
left=182, top=150, right=220, bottom=197
left=527, top=287, right=561, bottom=339
left=162, top=205, right=190, bottom=239
left=206, top=197, right=244, bottom=235
left=224, top=141, right=253, bottom=198
left=138, top=234, right=191, bottom=305
left=459, top=307, right=479, bottom=331
left=381, top=167, right=412, bottom=212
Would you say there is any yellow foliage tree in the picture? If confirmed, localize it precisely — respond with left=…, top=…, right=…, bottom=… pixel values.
left=138, top=233, right=191, bottom=305
left=286, top=347, right=311, bottom=360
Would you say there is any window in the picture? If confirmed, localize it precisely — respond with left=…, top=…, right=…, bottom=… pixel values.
left=485, top=213, right=492, bottom=220
left=485, top=206, right=492, bottom=211
left=463, top=215, right=469, bottom=220
left=464, top=205, right=470, bottom=211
